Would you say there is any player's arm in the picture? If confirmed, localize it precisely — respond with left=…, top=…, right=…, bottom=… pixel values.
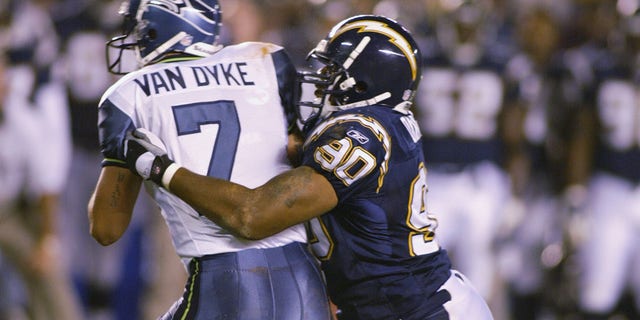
left=88, top=95, right=143, bottom=246
left=34, top=193, right=61, bottom=251
left=24, top=121, right=67, bottom=274
left=125, top=129, right=338, bottom=240
left=28, top=193, right=62, bottom=275
left=88, top=166, right=143, bottom=245
left=169, top=165, right=337, bottom=240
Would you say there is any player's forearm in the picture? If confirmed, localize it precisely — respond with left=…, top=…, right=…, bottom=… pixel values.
left=168, top=167, right=277, bottom=239
left=168, top=166, right=337, bottom=240
left=122, top=129, right=330, bottom=238
left=34, top=193, right=63, bottom=255
left=37, top=193, right=58, bottom=238
left=88, top=167, right=140, bottom=245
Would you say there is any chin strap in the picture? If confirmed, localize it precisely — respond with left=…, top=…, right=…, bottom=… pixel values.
left=327, top=91, right=392, bottom=111
left=315, top=91, right=414, bottom=125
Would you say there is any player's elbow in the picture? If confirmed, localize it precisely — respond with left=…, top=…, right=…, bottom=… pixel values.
left=236, top=229, right=271, bottom=241
left=89, top=223, right=120, bottom=246
left=88, top=207, right=123, bottom=246
left=232, top=209, right=274, bottom=240
left=234, top=220, right=269, bottom=241
left=235, top=230, right=265, bottom=241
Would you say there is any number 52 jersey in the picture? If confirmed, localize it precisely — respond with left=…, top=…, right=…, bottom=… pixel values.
left=97, top=42, right=307, bottom=266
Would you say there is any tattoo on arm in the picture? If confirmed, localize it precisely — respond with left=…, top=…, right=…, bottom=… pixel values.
left=109, top=172, right=126, bottom=208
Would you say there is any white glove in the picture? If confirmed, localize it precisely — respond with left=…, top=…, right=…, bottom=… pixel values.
left=124, top=128, right=179, bottom=188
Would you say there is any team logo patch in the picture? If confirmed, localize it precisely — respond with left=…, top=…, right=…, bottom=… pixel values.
left=347, top=129, right=369, bottom=144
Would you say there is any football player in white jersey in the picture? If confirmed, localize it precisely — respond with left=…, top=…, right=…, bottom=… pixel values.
left=87, top=1, right=331, bottom=319
left=0, top=48, right=82, bottom=319
left=124, top=14, right=493, bottom=320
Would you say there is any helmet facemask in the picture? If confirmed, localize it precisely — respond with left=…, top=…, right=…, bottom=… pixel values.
left=296, top=45, right=345, bottom=133
left=106, top=0, right=142, bottom=75
left=297, top=37, right=383, bottom=133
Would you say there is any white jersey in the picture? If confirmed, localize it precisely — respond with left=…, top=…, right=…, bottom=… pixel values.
left=0, top=96, right=49, bottom=208
left=98, top=42, right=307, bottom=265
left=10, top=63, right=73, bottom=195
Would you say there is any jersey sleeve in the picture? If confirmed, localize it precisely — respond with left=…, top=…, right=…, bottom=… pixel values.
left=301, top=114, right=390, bottom=203
left=271, top=48, right=299, bottom=133
left=97, top=92, right=136, bottom=168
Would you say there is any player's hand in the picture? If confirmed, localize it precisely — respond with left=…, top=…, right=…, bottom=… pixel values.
left=124, top=128, right=175, bottom=187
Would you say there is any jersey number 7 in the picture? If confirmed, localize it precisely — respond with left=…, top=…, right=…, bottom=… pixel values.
left=172, top=100, right=240, bottom=180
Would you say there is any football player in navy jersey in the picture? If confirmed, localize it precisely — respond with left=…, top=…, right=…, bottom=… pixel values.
left=498, top=6, right=580, bottom=319
left=412, top=1, right=517, bottom=306
left=566, top=7, right=640, bottom=319
left=87, top=0, right=331, bottom=319
left=124, top=14, right=493, bottom=320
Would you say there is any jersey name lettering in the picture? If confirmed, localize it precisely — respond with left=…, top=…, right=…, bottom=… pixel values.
left=134, top=62, right=256, bottom=97
left=134, top=66, right=187, bottom=96
left=191, top=62, right=255, bottom=87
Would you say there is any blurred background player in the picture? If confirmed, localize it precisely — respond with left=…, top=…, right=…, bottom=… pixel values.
left=0, top=0, right=82, bottom=318
left=566, top=1, right=640, bottom=318
left=412, top=0, right=516, bottom=313
left=497, top=4, right=585, bottom=319
left=0, top=45, right=82, bottom=319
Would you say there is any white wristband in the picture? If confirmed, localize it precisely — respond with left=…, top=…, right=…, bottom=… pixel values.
left=162, top=163, right=181, bottom=191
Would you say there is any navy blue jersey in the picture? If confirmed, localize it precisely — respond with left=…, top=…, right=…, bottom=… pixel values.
left=414, top=50, right=511, bottom=167
left=301, top=106, right=452, bottom=320
left=587, top=51, right=640, bottom=182
left=504, top=51, right=579, bottom=191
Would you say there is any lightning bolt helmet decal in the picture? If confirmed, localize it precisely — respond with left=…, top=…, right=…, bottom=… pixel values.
left=331, top=20, right=419, bottom=81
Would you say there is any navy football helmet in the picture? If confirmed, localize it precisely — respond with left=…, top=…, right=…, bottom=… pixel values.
left=297, top=15, right=422, bottom=132
left=106, top=0, right=222, bottom=74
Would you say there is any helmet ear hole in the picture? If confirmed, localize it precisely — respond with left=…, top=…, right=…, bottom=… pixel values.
left=148, top=29, right=157, bottom=40
left=355, top=81, right=367, bottom=93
